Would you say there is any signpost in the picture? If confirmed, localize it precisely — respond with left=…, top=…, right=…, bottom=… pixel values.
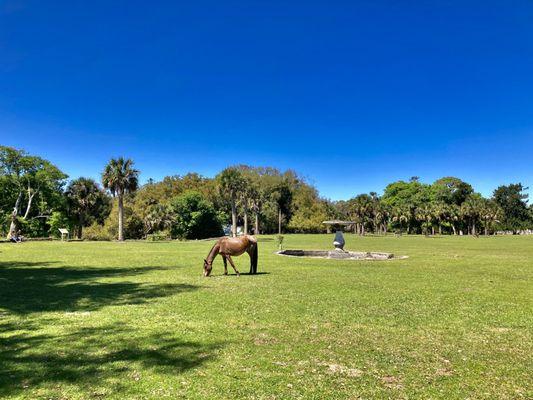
left=58, top=228, right=69, bottom=241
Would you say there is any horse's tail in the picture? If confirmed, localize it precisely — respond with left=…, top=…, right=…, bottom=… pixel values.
left=251, top=240, right=258, bottom=274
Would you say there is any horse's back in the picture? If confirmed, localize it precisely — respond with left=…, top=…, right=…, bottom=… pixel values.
left=219, top=235, right=255, bottom=245
left=218, top=235, right=256, bottom=254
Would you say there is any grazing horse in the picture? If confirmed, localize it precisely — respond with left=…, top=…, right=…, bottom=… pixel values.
left=203, top=235, right=258, bottom=277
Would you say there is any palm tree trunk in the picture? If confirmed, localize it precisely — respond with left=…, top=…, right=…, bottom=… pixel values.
left=278, top=207, right=282, bottom=235
left=243, top=206, right=248, bottom=235
left=484, top=226, right=488, bottom=236
left=118, top=195, right=124, bottom=241
left=254, top=212, right=259, bottom=235
left=471, top=223, right=476, bottom=236
left=78, top=214, right=84, bottom=239
left=439, top=225, right=442, bottom=235
left=452, top=225, right=456, bottom=235
left=231, top=199, right=237, bottom=237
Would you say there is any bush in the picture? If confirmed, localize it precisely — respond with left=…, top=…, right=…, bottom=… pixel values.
left=47, top=212, right=71, bottom=238
left=83, top=223, right=113, bottom=241
left=287, top=203, right=329, bottom=233
left=0, top=213, right=11, bottom=237
left=102, top=199, right=144, bottom=240
left=170, top=191, right=223, bottom=240
left=146, top=231, right=171, bottom=241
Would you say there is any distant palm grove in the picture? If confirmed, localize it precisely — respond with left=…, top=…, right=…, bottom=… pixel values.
left=1, top=145, right=532, bottom=240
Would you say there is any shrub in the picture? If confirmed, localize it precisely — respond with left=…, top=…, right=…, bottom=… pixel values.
left=47, top=212, right=71, bottom=238
left=0, top=214, right=8, bottom=237
left=83, top=223, right=113, bottom=241
left=146, top=231, right=171, bottom=241
left=102, top=199, right=144, bottom=240
left=170, top=191, right=223, bottom=240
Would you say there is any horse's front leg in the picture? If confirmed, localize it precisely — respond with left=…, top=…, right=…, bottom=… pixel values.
left=226, top=256, right=240, bottom=276
left=222, top=255, right=228, bottom=275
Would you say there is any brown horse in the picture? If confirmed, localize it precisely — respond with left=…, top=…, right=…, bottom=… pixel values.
left=203, top=235, right=258, bottom=277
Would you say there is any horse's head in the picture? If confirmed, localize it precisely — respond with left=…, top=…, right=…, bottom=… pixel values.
left=203, top=259, right=213, bottom=277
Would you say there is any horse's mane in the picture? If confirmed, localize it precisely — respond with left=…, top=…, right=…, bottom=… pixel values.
left=206, top=242, right=220, bottom=262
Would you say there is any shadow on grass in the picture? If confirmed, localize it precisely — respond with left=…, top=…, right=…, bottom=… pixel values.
left=0, top=322, right=224, bottom=396
left=242, top=272, right=270, bottom=276
left=0, top=261, right=197, bottom=314
left=0, top=261, right=221, bottom=396
left=208, top=271, right=271, bottom=277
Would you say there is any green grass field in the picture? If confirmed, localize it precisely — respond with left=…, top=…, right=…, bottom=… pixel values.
left=0, top=235, right=531, bottom=399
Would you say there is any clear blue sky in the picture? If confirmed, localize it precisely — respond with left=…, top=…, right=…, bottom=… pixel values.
left=1, top=0, right=532, bottom=200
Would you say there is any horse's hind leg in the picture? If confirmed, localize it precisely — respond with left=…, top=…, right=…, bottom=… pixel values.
left=226, top=256, right=240, bottom=276
left=247, top=249, right=253, bottom=274
left=222, top=255, right=228, bottom=275
left=248, top=244, right=257, bottom=274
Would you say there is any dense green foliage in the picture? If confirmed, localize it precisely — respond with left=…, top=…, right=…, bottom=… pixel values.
left=65, top=177, right=111, bottom=238
left=1, top=146, right=531, bottom=239
left=493, top=183, right=531, bottom=230
left=0, top=235, right=531, bottom=398
left=0, top=146, right=67, bottom=238
left=170, top=191, right=223, bottom=239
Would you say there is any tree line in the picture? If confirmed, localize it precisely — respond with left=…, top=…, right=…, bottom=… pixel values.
left=1, top=146, right=531, bottom=240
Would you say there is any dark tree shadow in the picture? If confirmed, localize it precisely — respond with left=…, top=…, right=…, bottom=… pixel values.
left=0, top=261, right=197, bottom=314
left=0, top=261, right=221, bottom=396
left=0, top=322, right=225, bottom=396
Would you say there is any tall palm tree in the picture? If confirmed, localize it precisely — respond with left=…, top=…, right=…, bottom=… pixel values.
left=349, top=194, right=372, bottom=235
left=65, top=177, right=105, bottom=239
left=415, top=204, right=434, bottom=236
left=380, top=204, right=390, bottom=234
left=217, top=167, right=245, bottom=237
left=270, top=178, right=292, bottom=235
left=237, top=173, right=256, bottom=235
left=250, top=182, right=263, bottom=235
left=369, top=192, right=384, bottom=234
left=460, top=194, right=484, bottom=236
left=480, top=200, right=502, bottom=235
left=447, top=204, right=461, bottom=235
left=391, top=206, right=409, bottom=234
left=432, top=202, right=448, bottom=235
left=102, top=157, right=139, bottom=241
